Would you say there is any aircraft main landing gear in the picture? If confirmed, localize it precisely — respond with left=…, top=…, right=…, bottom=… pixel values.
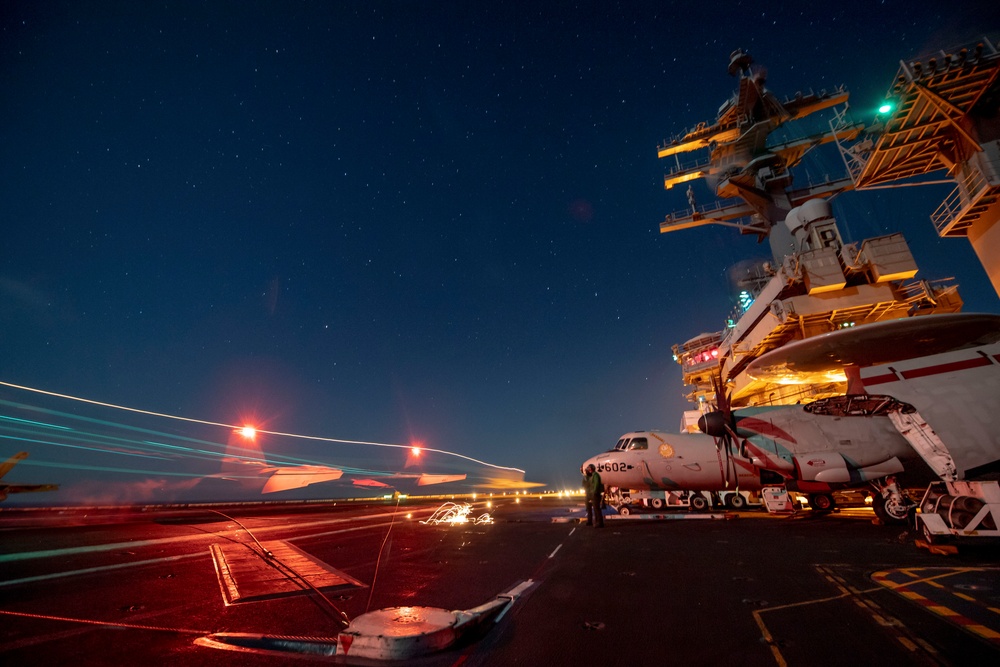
left=809, top=493, right=835, bottom=512
left=689, top=494, right=710, bottom=512
left=726, top=493, right=747, bottom=510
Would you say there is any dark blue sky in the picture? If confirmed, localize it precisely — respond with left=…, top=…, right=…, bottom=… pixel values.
left=1, top=2, right=997, bottom=499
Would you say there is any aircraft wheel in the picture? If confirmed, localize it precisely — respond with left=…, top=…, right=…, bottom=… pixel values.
left=726, top=493, right=747, bottom=510
left=650, top=497, right=665, bottom=509
left=689, top=494, right=709, bottom=512
left=618, top=505, right=632, bottom=516
left=809, top=493, right=835, bottom=512
left=873, top=496, right=913, bottom=525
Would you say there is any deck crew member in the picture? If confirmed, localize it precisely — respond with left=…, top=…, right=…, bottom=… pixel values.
left=582, top=464, right=604, bottom=528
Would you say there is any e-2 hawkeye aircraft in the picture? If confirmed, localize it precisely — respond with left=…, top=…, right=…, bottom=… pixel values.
left=729, top=312, right=1000, bottom=529
left=583, top=313, right=1000, bottom=526
left=581, top=430, right=764, bottom=511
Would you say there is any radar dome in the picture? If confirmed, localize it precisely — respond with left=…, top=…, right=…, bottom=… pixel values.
left=801, top=198, right=833, bottom=225
left=784, top=207, right=805, bottom=240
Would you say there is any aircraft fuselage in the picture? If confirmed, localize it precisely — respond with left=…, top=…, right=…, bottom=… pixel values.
left=581, top=431, right=763, bottom=493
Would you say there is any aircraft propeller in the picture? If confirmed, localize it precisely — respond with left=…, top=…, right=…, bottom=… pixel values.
left=698, top=372, right=742, bottom=489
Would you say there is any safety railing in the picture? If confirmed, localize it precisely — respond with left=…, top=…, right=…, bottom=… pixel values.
left=930, top=167, right=989, bottom=235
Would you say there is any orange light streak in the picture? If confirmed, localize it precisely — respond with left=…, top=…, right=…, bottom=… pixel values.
left=0, top=380, right=524, bottom=473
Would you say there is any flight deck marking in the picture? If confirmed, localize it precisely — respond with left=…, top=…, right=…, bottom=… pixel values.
left=0, top=552, right=204, bottom=587
left=872, top=567, right=1000, bottom=644
left=751, top=565, right=943, bottom=667
left=0, top=518, right=410, bottom=587
left=751, top=591, right=856, bottom=667
left=816, top=565, right=940, bottom=660
left=0, top=512, right=399, bottom=564
left=0, top=608, right=210, bottom=636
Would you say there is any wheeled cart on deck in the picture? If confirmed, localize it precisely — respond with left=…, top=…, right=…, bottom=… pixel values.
left=917, top=480, right=1000, bottom=543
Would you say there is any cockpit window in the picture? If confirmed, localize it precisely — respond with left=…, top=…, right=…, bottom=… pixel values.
left=614, top=438, right=627, bottom=451
left=627, top=438, right=648, bottom=450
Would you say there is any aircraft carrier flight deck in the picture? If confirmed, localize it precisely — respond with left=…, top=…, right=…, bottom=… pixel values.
left=2, top=497, right=998, bottom=665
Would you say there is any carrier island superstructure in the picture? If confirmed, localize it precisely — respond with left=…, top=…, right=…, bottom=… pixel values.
left=662, top=40, right=1000, bottom=427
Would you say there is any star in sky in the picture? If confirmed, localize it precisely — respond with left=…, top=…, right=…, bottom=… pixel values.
left=0, top=2, right=995, bottom=500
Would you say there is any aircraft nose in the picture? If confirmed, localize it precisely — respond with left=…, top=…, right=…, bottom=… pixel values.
left=580, top=456, right=596, bottom=472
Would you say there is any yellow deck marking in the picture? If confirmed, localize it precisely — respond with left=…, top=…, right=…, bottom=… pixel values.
left=751, top=609, right=787, bottom=667
left=873, top=567, right=1000, bottom=645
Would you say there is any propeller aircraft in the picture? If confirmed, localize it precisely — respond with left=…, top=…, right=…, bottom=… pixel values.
left=581, top=313, right=1000, bottom=525
left=580, top=430, right=765, bottom=511
left=702, top=312, right=1000, bottom=523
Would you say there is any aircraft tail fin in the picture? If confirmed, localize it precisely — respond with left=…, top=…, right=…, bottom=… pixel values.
left=0, top=452, right=29, bottom=480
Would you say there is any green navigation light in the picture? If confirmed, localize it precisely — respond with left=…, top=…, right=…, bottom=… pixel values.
left=878, top=103, right=893, bottom=114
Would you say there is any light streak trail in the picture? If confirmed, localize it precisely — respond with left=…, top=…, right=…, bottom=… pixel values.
left=0, top=380, right=524, bottom=474
left=0, top=398, right=239, bottom=462
left=10, top=458, right=215, bottom=479
left=0, top=432, right=176, bottom=462
left=420, top=502, right=494, bottom=525
left=0, top=408, right=433, bottom=481
left=0, top=412, right=436, bottom=479
left=0, top=403, right=238, bottom=465
left=0, top=415, right=71, bottom=430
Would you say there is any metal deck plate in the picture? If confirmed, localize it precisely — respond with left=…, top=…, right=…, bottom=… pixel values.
left=210, top=540, right=366, bottom=605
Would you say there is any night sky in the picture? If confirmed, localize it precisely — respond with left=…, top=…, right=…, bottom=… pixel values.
left=2, top=2, right=997, bottom=502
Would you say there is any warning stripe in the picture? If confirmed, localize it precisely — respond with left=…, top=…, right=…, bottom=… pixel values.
left=865, top=353, right=995, bottom=386
left=864, top=371, right=899, bottom=386
left=900, top=355, right=992, bottom=379
left=872, top=569, right=1000, bottom=644
left=816, top=566, right=928, bottom=656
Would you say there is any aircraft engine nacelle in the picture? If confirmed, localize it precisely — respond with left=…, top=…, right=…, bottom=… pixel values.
left=796, top=453, right=904, bottom=484
left=798, top=453, right=849, bottom=483
left=697, top=411, right=729, bottom=438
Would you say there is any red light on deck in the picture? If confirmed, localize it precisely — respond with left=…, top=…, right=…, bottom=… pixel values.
left=239, top=426, right=257, bottom=440
left=411, top=446, right=422, bottom=457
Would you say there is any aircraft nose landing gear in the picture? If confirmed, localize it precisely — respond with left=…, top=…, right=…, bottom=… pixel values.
left=872, top=476, right=916, bottom=525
